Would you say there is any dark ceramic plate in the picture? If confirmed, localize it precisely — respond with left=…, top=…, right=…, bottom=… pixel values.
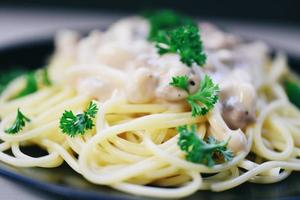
left=0, top=38, right=300, bottom=200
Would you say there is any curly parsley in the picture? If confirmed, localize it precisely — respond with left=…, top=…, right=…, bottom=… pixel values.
left=0, top=69, right=27, bottom=95
left=59, top=102, right=99, bottom=137
left=169, top=75, right=190, bottom=92
left=170, top=75, right=219, bottom=117
left=14, top=72, right=38, bottom=99
left=177, top=124, right=233, bottom=167
left=5, top=109, right=31, bottom=134
left=155, top=25, right=206, bottom=67
left=144, top=10, right=195, bottom=41
left=284, top=80, right=300, bottom=109
left=42, top=68, right=52, bottom=86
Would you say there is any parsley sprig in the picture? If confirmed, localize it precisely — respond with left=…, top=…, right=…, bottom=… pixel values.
left=59, top=102, right=98, bottom=137
left=155, top=25, right=206, bottom=67
left=144, top=10, right=195, bottom=41
left=284, top=80, right=300, bottom=109
left=170, top=75, right=189, bottom=92
left=170, top=75, right=219, bottom=117
left=177, top=124, right=233, bottom=167
left=0, top=69, right=27, bottom=95
left=0, top=68, right=52, bottom=99
left=5, top=109, right=31, bottom=134
left=42, top=68, right=52, bottom=86
left=14, top=72, right=38, bottom=99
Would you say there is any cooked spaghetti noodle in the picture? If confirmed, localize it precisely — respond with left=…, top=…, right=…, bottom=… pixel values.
left=0, top=16, right=300, bottom=199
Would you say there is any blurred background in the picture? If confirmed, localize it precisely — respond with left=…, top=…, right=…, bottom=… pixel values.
left=1, top=0, right=300, bottom=22
left=0, top=0, right=299, bottom=57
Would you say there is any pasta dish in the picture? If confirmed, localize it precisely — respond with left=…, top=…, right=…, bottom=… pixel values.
left=0, top=10, right=300, bottom=199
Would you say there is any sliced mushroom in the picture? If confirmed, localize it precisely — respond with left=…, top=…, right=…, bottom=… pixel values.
left=220, top=70, right=256, bottom=130
left=208, top=108, right=248, bottom=153
left=222, top=100, right=255, bottom=130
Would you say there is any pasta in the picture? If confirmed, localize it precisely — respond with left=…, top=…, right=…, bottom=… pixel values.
left=0, top=14, right=300, bottom=199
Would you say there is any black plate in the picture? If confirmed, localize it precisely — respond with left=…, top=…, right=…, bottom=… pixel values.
left=1, top=38, right=300, bottom=200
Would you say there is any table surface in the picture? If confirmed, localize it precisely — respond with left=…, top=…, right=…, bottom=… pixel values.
left=0, top=6, right=299, bottom=200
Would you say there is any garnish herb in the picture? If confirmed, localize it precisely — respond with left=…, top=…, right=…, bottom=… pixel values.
left=15, top=72, right=38, bottom=99
left=0, top=68, right=52, bottom=98
left=170, top=75, right=219, bottom=117
left=59, top=102, right=99, bottom=137
left=177, top=124, right=233, bottom=167
left=5, top=108, right=31, bottom=134
left=0, top=69, right=27, bottom=95
left=144, top=10, right=195, bottom=41
left=42, top=68, right=52, bottom=86
left=155, top=25, right=206, bottom=67
left=170, top=75, right=189, bottom=92
left=284, top=80, right=300, bottom=109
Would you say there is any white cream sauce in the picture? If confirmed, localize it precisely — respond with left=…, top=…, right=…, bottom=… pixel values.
left=52, top=17, right=270, bottom=133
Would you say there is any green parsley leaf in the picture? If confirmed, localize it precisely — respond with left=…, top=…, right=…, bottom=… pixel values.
left=59, top=102, right=99, bottom=137
left=169, top=75, right=189, bottom=92
left=42, top=68, right=52, bottom=86
left=15, top=72, right=38, bottom=99
left=0, top=69, right=27, bottom=95
left=177, top=124, right=233, bottom=167
left=0, top=68, right=52, bottom=98
left=144, top=10, right=195, bottom=41
left=5, top=108, right=31, bottom=134
left=155, top=25, right=206, bottom=67
left=284, top=80, right=300, bottom=109
left=170, top=74, right=219, bottom=117
left=84, top=101, right=98, bottom=118
left=187, top=75, right=219, bottom=116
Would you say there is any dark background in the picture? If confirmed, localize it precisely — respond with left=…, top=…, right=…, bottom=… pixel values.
left=1, top=0, right=300, bottom=24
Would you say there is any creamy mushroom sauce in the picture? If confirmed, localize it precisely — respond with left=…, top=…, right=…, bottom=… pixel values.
left=51, top=17, right=270, bottom=132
